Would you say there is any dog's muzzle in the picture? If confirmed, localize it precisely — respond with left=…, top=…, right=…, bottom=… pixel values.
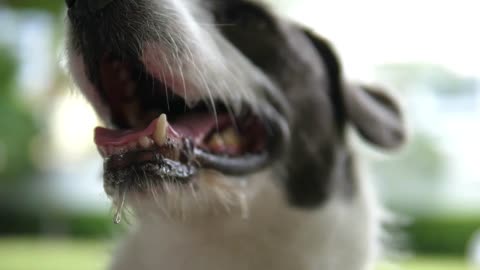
left=66, top=0, right=290, bottom=187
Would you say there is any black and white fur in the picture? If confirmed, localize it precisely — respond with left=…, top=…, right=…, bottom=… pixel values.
left=65, top=0, right=405, bottom=269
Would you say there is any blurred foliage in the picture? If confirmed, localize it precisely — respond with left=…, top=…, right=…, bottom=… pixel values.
left=0, top=209, right=114, bottom=238
left=0, top=238, right=111, bottom=270
left=377, top=64, right=477, bottom=95
left=408, top=215, right=480, bottom=256
left=378, top=257, right=469, bottom=270
left=0, top=47, right=38, bottom=183
left=375, top=133, right=446, bottom=183
left=3, top=1, right=64, bottom=15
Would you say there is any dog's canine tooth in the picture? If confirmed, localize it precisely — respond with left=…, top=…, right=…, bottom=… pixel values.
left=139, top=136, right=154, bottom=149
left=154, top=114, right=168, bottom=146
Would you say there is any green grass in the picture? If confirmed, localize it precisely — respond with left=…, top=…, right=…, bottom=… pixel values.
left=0, top=238, right=472, bottom=270
left=378, top=257, right=470, bottom=270
left=0, top=238, right=112, bottom=270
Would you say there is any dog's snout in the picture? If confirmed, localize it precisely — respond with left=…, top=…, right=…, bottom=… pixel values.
left=66, top=0, right=114, bottom=15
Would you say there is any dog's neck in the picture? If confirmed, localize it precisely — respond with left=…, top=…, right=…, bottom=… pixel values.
left=111, top=153, right=378, bottom=270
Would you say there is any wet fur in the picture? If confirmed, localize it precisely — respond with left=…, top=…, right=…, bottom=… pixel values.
left=65, top=0, right=405, bottom=269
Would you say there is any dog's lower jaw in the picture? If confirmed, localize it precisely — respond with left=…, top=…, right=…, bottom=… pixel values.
left=109, top=169, right=379, bottom=270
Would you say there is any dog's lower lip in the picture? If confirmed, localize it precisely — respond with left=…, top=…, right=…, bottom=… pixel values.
left=103, top=137, right=271, bottom=178
left=106, top=151, right=198, bottom=181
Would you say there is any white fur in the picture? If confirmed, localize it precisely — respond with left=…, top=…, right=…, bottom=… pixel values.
left=110, top=170, right=379, bottom=270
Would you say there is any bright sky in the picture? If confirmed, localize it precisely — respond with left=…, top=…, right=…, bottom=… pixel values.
left=279, top=0, right=480, bottom=79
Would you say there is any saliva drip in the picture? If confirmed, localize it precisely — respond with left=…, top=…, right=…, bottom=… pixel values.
left=113, top=188, right=127, bottom=224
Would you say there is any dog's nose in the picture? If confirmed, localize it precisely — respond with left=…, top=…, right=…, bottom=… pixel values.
left=66, top=0, right=115, bottom=14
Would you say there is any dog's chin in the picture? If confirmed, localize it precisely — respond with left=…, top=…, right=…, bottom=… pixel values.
left=105, top=170, right=266, bottom=222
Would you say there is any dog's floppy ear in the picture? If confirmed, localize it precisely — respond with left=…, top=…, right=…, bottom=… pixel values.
left=343, top=84, right=405, bottom=149
left=303, top=29, right=406, bottom=149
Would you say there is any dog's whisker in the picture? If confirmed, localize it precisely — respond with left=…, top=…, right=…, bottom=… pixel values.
left=237, top=191, right=249, bottom=220
left=163, top=55, right=176, bottom=111
left=167, top=32, right=189, bottom=111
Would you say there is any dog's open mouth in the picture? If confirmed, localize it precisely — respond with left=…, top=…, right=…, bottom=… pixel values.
left=92, top=54, right=284, bottom=184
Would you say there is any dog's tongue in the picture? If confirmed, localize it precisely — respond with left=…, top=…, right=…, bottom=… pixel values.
left=94, top=114, right=230, bottom=147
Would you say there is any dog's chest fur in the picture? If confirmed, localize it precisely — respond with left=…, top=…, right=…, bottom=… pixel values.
left=111, top=173, right=378, bottom=270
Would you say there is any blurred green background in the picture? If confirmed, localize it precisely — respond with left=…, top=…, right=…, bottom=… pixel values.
left=0, top=1, right=479, bottom=269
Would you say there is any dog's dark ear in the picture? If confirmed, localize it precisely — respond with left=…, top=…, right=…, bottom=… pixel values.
left=344, top=84, right=405, bottom=149
left=303, top=29, right=405, bottom=149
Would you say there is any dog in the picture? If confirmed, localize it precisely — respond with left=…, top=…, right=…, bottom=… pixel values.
left=65, top=0, right=405, bottom=269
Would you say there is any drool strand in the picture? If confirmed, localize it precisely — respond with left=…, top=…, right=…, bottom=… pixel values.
left=113, top=187, right=127, bottom=224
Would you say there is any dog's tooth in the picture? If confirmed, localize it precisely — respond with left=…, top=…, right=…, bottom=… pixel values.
left=221, top=128, right=241, bottom=146
left=208, top=133, right=225, bottom=150
left=153, top=114, right=168, bottom=146
left=139, top=136, right=153, bottom=149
